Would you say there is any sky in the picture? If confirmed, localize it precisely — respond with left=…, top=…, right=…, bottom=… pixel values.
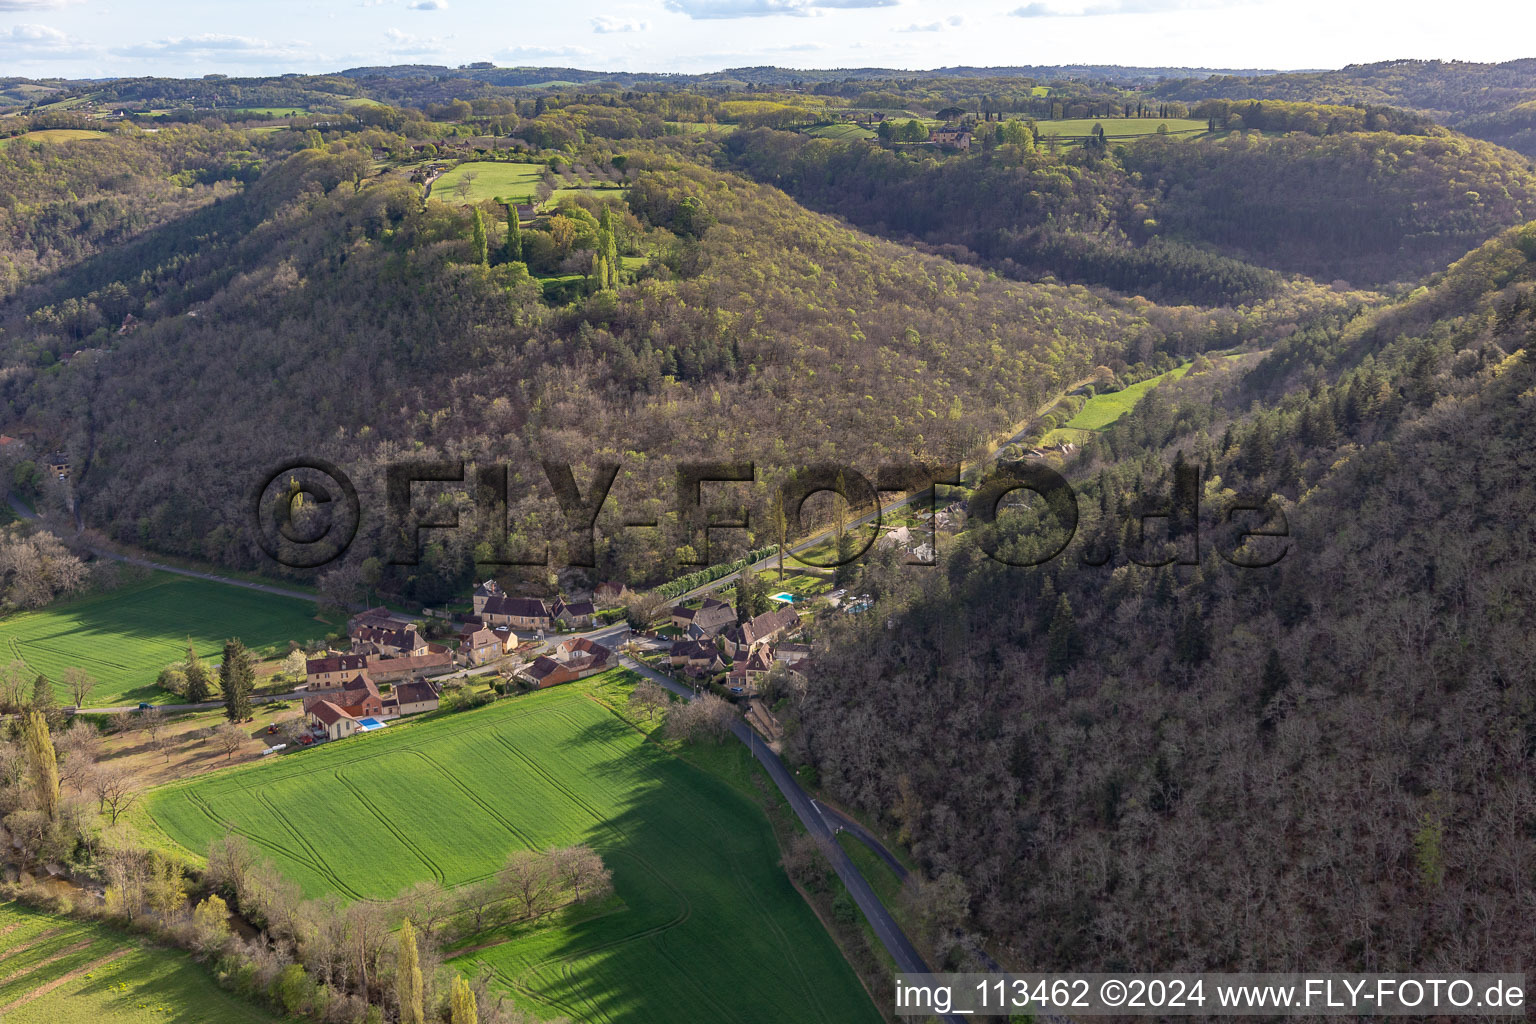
left=0, top=0, right=1531, bottom=80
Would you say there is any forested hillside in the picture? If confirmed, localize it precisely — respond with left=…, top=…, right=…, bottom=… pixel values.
left=1, top=131, right=1345, bottom=601
left=1154, top=58, right=1536, bottom=156
left=725, top=123, right=1536, bottom=297
left=794, top=222, right=1536, bottom=972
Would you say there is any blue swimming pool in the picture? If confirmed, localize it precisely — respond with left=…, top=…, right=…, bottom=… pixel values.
left=769, top=592, right=795, bottom=603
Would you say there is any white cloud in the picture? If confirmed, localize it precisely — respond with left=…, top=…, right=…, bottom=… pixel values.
left=111, top=34, right=316, bottom=63
left=382, top=27, right=452, bottom=53
left=407, top=0, right=448, bottom=9
left=0, top=0, right=80, bottom=10
left=1013, top=0, right=1253, bottom=15
left=497, top=44, right=594, bottom=61
left=663, top=0, right=896, bottom=19
left=591, top=15, right=649, bottom=33
left=1, top=23, right=80, bottom=56
left=899, top=14, right=962, bottom=30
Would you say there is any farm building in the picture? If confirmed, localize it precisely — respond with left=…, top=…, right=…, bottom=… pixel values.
left=364, top=647, right=453, bottom=683
left=305, top=652, right=369, bottom=689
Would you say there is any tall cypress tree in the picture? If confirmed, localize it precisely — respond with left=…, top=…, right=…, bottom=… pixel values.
left=220, top=638, right=254, bottom=722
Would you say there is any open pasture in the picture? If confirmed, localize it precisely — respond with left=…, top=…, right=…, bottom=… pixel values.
left=1033, top=117, right=1208, bottom=139
left=0, top=900, right=275, bottom=1024
left=0, top=571, right=327, bottom=707
left=144, top=678, right=880, bottom=1024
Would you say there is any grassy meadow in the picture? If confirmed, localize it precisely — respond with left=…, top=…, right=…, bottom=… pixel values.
left=142, top=675, right=881, bottom=1024
left=0, top=572, right=328, bottom=707
left=432, top=162, right=547, bottom=204
left=806, top=123, right=877, bottom=140
left=0, top=129, right=109, bottom=146
left=1034, top=117, right=1208, bottom=139
left=0, top=901, right=275, bottom=1024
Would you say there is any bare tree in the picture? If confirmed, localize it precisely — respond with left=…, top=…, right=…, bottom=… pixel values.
left=62, top=667, right=95, bottom=709
left=400, top=879, right=454, bottom=942
left=498, top=850, right=559, bottom=920
left=549, top=845, right=612, bottom=902
left=136, top=705, right=166, bottom=743
left=213, top=722, right=246, bottom=760
left=0, top=659, right=28, bottom=710
left=626, top=680, right=669, bottom=722
left=90, top=763, right=138, bottom=825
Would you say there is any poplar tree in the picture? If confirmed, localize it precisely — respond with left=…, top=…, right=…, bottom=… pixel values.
left=450, top=975, right=478, bottom=1024
left=471, top=208, right=488, bottom=267
left=220, top=638, right=254, bottom=722
left=23, top=710, right=59, bottom=820
left=397, top=918, right=425, bottom=1024
left=498, top=198, right=522, bottom=262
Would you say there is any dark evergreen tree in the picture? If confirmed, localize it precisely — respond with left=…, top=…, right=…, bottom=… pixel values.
left=220, top=638, right=255, bottom=722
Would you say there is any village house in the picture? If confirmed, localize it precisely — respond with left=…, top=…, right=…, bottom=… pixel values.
left=457, top=624, right=508, bottom=666
left=390, top=677, right=442, bottom=716
left=304, top=673, right=385, bottom=721
left=931, top=126, right=972, bottom=150
left=481, top=595, right=553, bottom=631
left=772, top=642, right=812, bottom=666
left=348, top=606, right=396, bottom=631
left=553, top=599, right=596, bottom=629
left=594, top=582, right=630, bottom=607
left=672, top=597, right=736, bottom=639
left=722, top=606, right=801, bottom=655
left=350, top=623, right=429, bottom=657
left=46, top=452, right=70, bottom=479
left=471, top=580, right=504, bottom=615
left=308, top=700, right=365, bottom=742
left=669, top=638, right=726, bottom=677
left=305, top=652, right=369, bottom=689
left=727, top=645, right=775, bottom=694
left=521, top=636, right=614, bottom=689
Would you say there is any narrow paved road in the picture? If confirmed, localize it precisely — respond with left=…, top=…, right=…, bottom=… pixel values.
left=673, top=371, right=1104, bottom=604
left=620, top=655, right=966, bottom=1024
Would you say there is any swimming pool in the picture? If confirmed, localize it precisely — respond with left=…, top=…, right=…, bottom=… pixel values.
left=769, top=592, right=795, bottom=603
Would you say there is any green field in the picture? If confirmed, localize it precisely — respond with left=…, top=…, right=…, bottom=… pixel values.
left=1041, top=355, right=1242, bottom=444
left=0, top=572, right=328, bottom=707
left=806, top=123, right=877, bottom=140
left=433, top=161, right=547, bottom=204
left=0, top=129, right=108, bottom=146
left=664, top=120, right=736, bottom=134
left=1034, top=117, right=1208, bottom=140
left=144, top=677, right=881, bottom=1024
left=227, top=107, right=308, bottom=117
left=0, top=901, right=275, bottom=1024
